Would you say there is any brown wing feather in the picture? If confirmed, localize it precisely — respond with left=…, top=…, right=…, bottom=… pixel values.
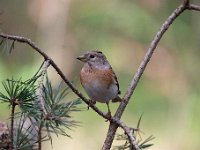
left=109, top=66, right=121, bottom=94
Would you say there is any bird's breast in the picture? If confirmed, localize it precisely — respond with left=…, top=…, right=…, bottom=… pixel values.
left=80, top=68, right=118, bottom=102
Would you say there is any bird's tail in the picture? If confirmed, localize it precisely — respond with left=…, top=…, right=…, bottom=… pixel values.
left=112, top=96, right=122, bottom=103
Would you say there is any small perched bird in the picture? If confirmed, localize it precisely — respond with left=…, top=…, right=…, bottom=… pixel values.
left=77, top=50, right=121, bottom=117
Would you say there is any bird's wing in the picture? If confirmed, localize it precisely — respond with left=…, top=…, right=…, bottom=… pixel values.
left=110, top=66, right=121, bottom=95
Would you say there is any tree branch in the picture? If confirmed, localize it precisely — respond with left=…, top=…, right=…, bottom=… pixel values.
left=0, top=33, right=107, bottom=118
left=102, top=0, right=200, bottom=149
left=0, top=32, right=139, bottom=149
left=187, top=4, right=200, bottom=11
left=10, top=101, right=16, bottom=150
left=37, top=60, right=50, bottom=150
left=112, top=118, right=139, bottom=150
left=37, top=60, right=50, bottom=116
left=1, top=0, right=199, bottom=149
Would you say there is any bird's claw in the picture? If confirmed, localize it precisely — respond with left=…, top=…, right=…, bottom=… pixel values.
left=87, top=100, right=96, bottom=110
left=105, top=111, right=112, bottom=122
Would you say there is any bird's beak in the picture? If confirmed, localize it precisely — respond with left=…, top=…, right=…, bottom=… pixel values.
left=77, top=55, right=87, bottom=62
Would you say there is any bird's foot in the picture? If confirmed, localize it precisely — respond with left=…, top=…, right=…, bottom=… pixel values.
left=105, top=111, right=112, bottom=122
left=111, top=96, right=122, bottom=103
left=87, top=100, right=96, bottom=110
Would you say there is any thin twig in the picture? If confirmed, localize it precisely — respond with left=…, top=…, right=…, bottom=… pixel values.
left=187, top=4, right=200, bottom=11
left=112, top=118, right=139, bottom=150
left=102, top=0, right=198, bottom=149
left=38, top=118, right=44, bottom=150
left=37, top=60, right=50, bottom=150
left=10, top=101, right=16, bottom=150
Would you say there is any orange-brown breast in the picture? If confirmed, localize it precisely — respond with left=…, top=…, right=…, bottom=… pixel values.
left=80, top=67, right=114, bottom=89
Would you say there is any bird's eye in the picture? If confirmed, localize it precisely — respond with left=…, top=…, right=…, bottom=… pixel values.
left=97, top=51, right=102, bottom=54
left=90, top=54, right=95, bottom=59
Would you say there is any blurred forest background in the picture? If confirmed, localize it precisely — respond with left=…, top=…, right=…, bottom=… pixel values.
left=0, top=0, right=200, bottom=149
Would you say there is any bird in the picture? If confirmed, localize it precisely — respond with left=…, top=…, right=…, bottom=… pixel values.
left=77, top=50, right=121, bottom=118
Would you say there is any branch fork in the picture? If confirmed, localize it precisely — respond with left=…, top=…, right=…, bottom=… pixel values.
left=0, top=0, right=200, bottom=149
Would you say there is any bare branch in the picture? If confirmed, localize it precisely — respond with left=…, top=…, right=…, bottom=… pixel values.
left=187, top=4, right=200, bottom=11
left=112, top=118, right=140, bottom=150
left=123, top=0, right=189, bottom=104
left=102, top=0, right=197, bottom=149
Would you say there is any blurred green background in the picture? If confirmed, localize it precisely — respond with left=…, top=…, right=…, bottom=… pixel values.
left=0, top=0, right=200, bottom=149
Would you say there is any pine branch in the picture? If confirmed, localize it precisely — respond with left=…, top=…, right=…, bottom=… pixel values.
left=38, top=76, right=82, bottom=143
left=12, top=114, right=40, bottom=150
left=0, top=78, right=38, bottom=149
left=0, top=31, right=113, bottom=143
left=112, top=118, right=139, bottom=150
left=37, top=60, right=50, bottom=150
left=0, top=32, right=107, bottom=119
left=0, top=76, right=83, bottom=149
left=37, top=60, right=50, bottom=116
left=0, top=34, right=137, bottom=148
left=114, top=115, right=154, bottom=150
left=10, top=102, right=16, bottom=150
left=0, top=0, right=200, bottom=149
